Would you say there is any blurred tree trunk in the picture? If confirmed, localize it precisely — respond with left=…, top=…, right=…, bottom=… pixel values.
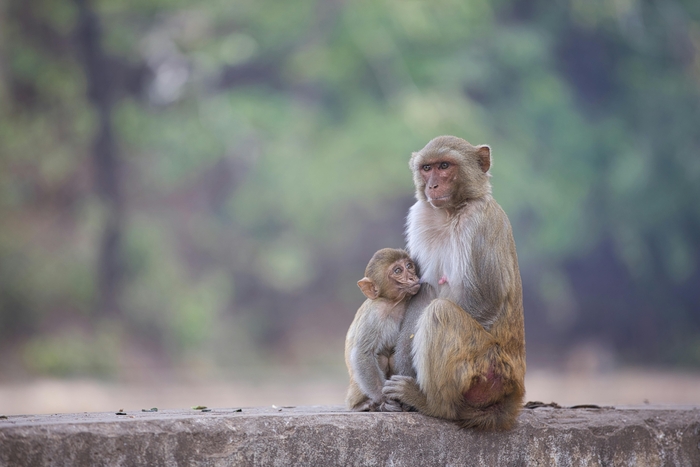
left=75, top=0, right=124, bottom=316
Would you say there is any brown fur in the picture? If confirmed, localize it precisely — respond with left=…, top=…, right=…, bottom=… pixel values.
left=345, top=248, right=420, bottom=411
left=384, top=136, right=526, bottom=430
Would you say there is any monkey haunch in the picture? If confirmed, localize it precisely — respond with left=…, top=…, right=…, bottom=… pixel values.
left=384, top=136, right=526, bottom=431
left=345, top=248, right=420, bottom=412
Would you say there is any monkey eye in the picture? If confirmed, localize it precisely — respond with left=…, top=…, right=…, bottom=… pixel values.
left=438, top=162, right=450, bottom=170
left=393, top=267, right=402, bottom=274
left=422, top=164, right=431, bottom=171
left=406, top=262, right=414, bottom=270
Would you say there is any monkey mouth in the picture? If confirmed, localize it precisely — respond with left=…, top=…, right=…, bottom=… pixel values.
left=406, top=283, right=421, bottom=295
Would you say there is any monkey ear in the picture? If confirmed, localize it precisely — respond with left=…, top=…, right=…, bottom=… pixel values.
left=357, top=277, right=379, bottom=300
left=476, top=145, right=491, bottom=173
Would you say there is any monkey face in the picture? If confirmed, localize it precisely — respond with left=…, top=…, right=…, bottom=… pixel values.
left=388, top=258, right=420, bottom=297
left=418, top=159, right=460, bottom=208
left=360, top=249, right=419, bottom=301
left=410, top=136, right=493, bottom=208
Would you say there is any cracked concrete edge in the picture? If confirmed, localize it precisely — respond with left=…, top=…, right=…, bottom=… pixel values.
left=1, top=406, right=699, bottom=466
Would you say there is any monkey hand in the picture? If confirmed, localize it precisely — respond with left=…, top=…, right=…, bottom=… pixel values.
left=382, top=375, right=426, bottom=410
left=383, top=375, right=414, bottom=401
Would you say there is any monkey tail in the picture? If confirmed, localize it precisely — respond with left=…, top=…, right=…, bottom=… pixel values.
left=456, top=391, right=523, bottom=431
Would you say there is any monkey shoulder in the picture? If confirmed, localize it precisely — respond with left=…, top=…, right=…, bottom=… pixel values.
left=481, top=198, right=511, bottom=228
left=473, top=199, right=516, bottom=258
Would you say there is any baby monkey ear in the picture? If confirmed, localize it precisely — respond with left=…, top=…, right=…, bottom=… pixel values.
left=476, top=145, right=491, bottom=173
left=357, top=277, right=380, bottom=300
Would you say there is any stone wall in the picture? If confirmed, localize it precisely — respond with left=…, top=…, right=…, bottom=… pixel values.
left=1, top=405, right=699, bottom=466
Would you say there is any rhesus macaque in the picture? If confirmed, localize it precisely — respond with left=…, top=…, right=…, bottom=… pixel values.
left=345, top=248, right=421, bottom=412
left=383, top=135, right=526, bottom=430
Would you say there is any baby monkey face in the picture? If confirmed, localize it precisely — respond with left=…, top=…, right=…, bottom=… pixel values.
left=388, top=258, right=420, bottom=296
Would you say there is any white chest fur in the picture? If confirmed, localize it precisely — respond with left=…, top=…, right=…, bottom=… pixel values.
left=405, top=200, right=482, bottom=294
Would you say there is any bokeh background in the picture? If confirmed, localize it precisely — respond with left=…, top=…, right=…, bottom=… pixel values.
left=1, top=0, right=700, bottom=415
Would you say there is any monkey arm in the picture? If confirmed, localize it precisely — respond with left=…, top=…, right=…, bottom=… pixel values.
left=462, top=204, right=518, bottom=330
left=350, top=322, right=391, bottom=405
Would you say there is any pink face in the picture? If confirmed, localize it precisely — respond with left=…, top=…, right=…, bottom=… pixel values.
left=388, top=257, right=420, bottom=297
left=419, top=159, right=459, bottom=208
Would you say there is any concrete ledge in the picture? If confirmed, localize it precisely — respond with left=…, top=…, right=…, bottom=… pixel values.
left=1, top=405, right=699, bottom=466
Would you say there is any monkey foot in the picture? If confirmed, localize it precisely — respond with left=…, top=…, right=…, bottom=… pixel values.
left=379, top=399, right=404, bottom=412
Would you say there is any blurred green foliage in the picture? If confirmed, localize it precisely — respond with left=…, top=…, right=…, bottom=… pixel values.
left=1, top=0, right=700, bottom=377
left=22, top=326, right=120, bottom=377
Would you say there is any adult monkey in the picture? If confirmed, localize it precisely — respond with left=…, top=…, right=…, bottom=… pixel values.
left=383, top=135, right=526, bottom=431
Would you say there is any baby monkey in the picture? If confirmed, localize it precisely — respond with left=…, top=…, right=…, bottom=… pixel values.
left=345, top=248, right=420, bottom=411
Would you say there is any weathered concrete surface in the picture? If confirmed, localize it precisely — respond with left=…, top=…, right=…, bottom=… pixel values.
left=1, top=405, right=699, bottom=466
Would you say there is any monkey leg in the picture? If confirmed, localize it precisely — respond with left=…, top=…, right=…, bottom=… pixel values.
left=386, top=298, right=523, bottom=430
left=413, top=298, right=497, bottom=417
